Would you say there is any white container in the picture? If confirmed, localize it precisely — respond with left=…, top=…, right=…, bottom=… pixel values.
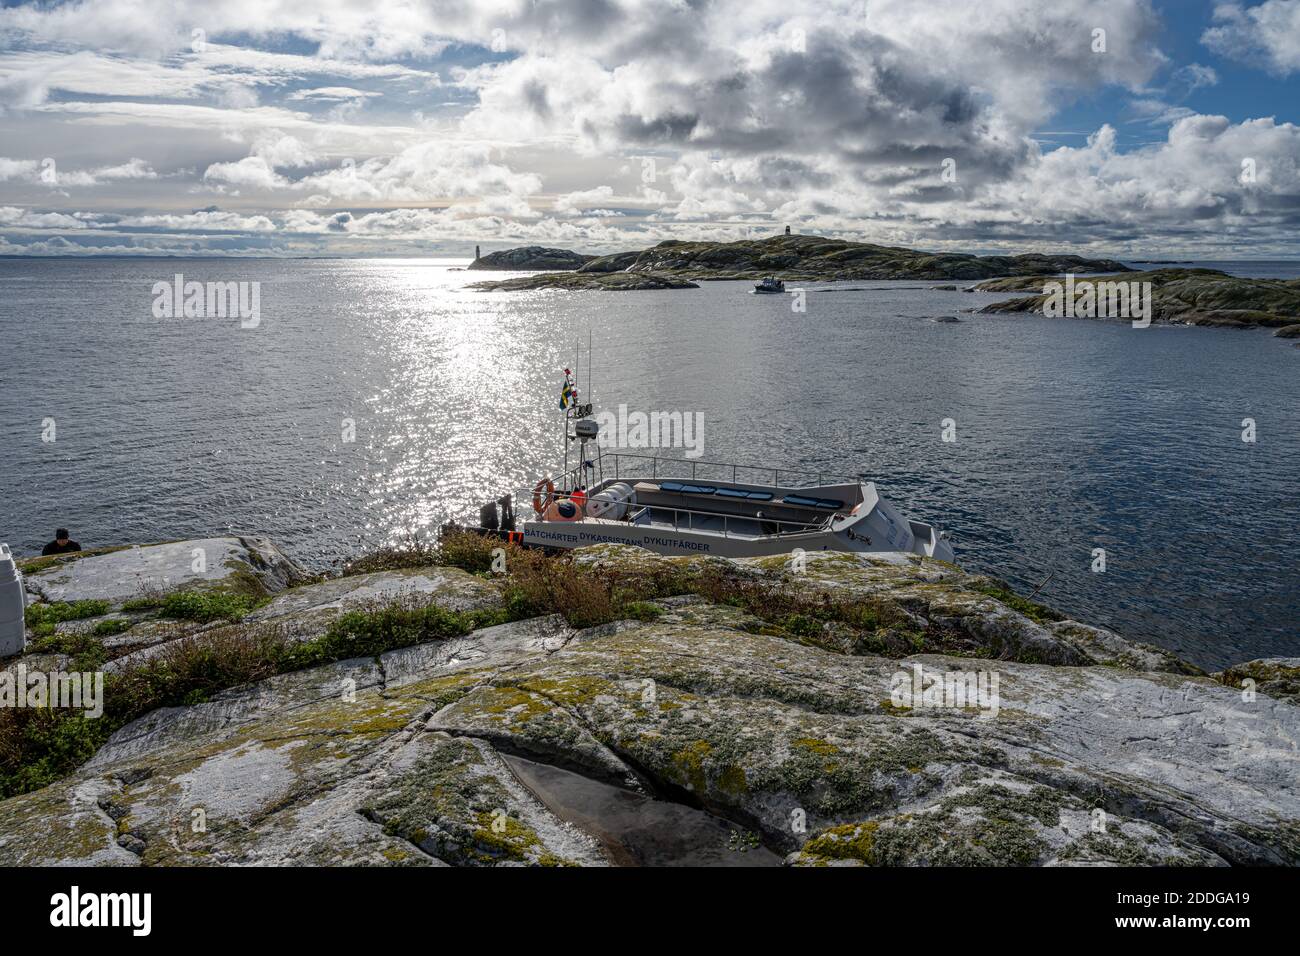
left=587, top=482, right=635, bottom=521
left=0, top=544, right=27, bottom=656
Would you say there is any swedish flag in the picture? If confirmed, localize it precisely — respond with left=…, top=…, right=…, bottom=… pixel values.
left=560, top=369, right=578, bottom=409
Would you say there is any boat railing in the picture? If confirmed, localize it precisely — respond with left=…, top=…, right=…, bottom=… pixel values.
left=596, top=451, right=859, bottom=490
left=510, top=486, right=837, bottom=539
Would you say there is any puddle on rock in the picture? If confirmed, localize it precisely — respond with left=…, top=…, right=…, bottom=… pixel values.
left=503, top=755, right=782, bottom=867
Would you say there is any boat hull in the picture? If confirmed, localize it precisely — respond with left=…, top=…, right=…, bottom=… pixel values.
left=520, top=518, right=955, bottom=562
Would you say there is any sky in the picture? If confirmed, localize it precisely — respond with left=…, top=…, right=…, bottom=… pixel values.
left=0, top=0, right=1298, bottom=258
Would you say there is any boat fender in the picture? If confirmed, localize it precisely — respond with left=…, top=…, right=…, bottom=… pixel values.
left=532, top=478, right=555, bottom=517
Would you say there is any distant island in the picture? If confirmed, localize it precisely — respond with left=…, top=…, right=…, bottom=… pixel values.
left=466, top=235, right=1300, bottom=333
left=467, top=246, right=597, bottom=271
left=467, top=233, right=1133, bottom=290
left=977, top=268, right=1300, bottom=332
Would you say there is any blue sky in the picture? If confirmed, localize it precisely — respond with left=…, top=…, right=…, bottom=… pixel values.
left=0, top=0, right=1298, bottom=257
left=1043, top=0, right=1298, bottom=149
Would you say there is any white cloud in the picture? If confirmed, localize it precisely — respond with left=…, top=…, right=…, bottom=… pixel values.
left=553, top=185, right=616, bottom=215
left=0, top=155, right=157, bottom=186
left=0, top=0, right=1296, bottom=256
left=203, top=156, right=287, bottom=190
left=1203, top=0, right=1300, bottom=76
left=289, top=87, right=382, bottom=102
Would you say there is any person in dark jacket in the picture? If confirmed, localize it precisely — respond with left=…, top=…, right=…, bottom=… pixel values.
left=42, top=528, right=82, bottom=556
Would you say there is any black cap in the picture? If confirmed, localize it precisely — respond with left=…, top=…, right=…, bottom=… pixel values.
left=56, top=528, right=69, bottom=539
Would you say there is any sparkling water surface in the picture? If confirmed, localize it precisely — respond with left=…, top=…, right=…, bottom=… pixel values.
left=1, top=257, right=1297, bottom=669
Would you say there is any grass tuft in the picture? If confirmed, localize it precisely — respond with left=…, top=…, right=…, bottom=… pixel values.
left=23, top=600, right=111, bottom=639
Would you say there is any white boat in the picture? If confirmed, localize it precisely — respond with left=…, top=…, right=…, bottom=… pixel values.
left=469, top=370, right=955, bottom=563
left=752, top=276, right=785, bottom=294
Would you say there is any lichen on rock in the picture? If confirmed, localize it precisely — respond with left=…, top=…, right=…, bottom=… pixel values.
left=1, top=537, right=1295, bottom=867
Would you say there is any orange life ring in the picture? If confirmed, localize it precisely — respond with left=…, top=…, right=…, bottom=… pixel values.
left=532, top=478, right=555, bottom=517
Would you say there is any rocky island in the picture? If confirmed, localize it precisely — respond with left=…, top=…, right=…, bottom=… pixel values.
left=467, top=246, right=597, bottom=271
left=467, top=234, right=1133, bottom=292
left=977, top=268, right=1300, bottom=331
left=2, top=534, right=1296, bottom=867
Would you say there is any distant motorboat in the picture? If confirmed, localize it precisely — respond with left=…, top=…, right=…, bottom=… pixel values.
left=752, top=276, right=785, bottom=294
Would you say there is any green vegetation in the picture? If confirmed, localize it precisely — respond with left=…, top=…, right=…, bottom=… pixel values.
left=340, top=536, right=443, bottom=578
left=23, top=600, right=111, bottom=639
left=119, top=595, right=162, bottom=613
left=0, top=530, right=1080, bottom=801
left=279, top=601, right=508, bottom=671
left=23, top=630, right=108, bottom=671
left=1216, top=659, right=1300, bottom=704
left=432, top=529, right=980, bottom=656
left=622, top=601, right=664, bottom=621
left=156, top=589, right=262, bottom=623
left=970, top=581, right=1064, bottom=624
left=0, top=592, right=505, bottom=799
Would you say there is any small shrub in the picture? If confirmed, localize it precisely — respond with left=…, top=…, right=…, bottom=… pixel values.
left=0, top=596, right=501, bottom=799
left=0, top=709, right=114, bottom=799
left=92, top=618, right=132, bottom=637
left=112, top=625, right=291, bottom=713
left=340, top=534, right=441, bottom=577
left=499, top=549, right=617, bottom=628
left=279, top=600, right=496, bottom=670
left=435, top=528, right=505, bottom=575
left=120, top=595, right=162, bottom=613
left=622, top=601, right=664, bottom=622
left=23, top=600, right=112, bottom=638
left=24, top=630, right=108, bottom=671
left=157, top=589, right=260, bottom=623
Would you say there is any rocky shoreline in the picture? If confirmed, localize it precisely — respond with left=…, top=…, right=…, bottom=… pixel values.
left=465, top=238, right=1300, bottom=334
left=976, top=268, right=1300, bottom=331
left=1, top=535, right=1295, bottom=866
left=467, top=234, right=1133, bottom=292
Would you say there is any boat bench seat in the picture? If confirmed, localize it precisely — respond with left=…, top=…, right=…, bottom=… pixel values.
left=632, top=481, right=833, bottom=513
left=652, top=481, right=774, bottom=501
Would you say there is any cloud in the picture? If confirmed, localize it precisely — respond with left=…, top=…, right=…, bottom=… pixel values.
left=1203, top=0, right=1300, bottom=76
left=0, top=155, right=157, bottom=186
left=115, top=209, right=278, bottom=231
left=288, top=87, right=382, bottom=102
left=553, top=185, right=616, bottom=215
left=0, top=0, right=1295, bottom=256
left=0, top=206, right=90, bottom=229
left=955, top=115, right=1300, bottom=243
left=203, top=156, right=288, bottom=190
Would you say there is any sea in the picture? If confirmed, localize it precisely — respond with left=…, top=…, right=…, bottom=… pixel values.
left=1, top=256, right=1297, bottom=669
